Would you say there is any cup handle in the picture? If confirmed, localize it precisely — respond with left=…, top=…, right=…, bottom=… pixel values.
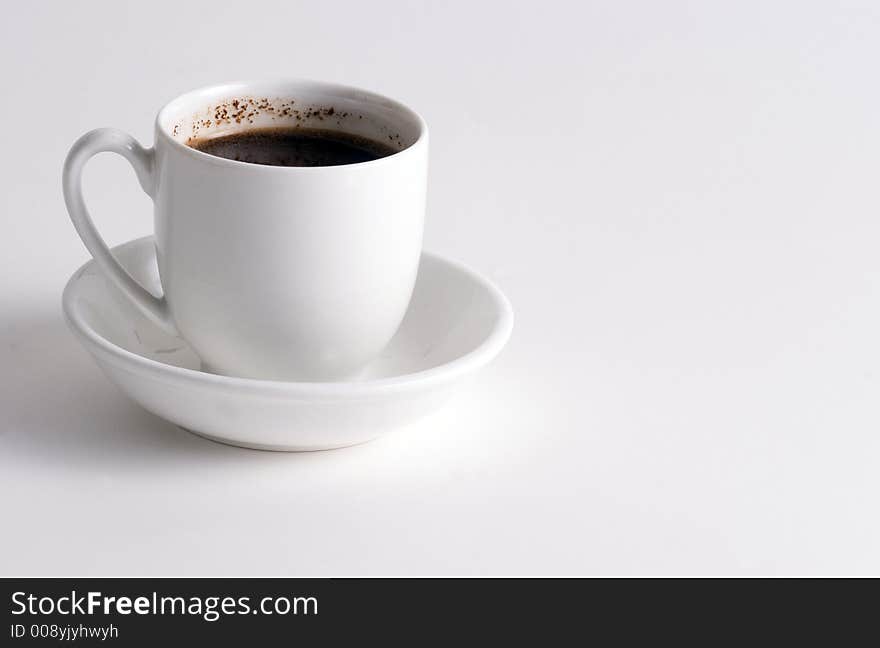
left=63, top=128, right=176, bottom=334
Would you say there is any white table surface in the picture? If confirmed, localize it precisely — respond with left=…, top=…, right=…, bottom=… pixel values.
left=2, top=1, right=879, bottom=576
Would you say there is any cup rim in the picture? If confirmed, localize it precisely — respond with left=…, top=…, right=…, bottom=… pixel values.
left=154, top=78, right=428, bottom=172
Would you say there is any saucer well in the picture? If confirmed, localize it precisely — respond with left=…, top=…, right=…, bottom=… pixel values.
left=62, top=237, right=513, bottom=450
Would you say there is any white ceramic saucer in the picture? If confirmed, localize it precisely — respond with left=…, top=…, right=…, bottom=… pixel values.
left=62, top=237, right=513, bottom=451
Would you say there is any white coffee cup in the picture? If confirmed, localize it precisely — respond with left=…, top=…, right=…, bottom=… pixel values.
left=63, top=80, right=428, bottom=381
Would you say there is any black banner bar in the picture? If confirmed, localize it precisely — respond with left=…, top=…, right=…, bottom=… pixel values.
left=0, top=578, right=872, bottom=644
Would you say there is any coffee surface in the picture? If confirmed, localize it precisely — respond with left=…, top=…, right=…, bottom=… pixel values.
left=187, top=127, right=397, bottom=167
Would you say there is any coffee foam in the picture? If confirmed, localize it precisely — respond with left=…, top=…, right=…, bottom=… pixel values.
left=167, top=95, right=410, bottom=154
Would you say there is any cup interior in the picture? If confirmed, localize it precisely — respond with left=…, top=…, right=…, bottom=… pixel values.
left=157, top=80, right=425, bottom=156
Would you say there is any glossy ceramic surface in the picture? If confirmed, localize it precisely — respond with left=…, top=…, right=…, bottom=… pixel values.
left=62, top=237, right=513, bottom=451
left=63, top=80, right=428, bottom=381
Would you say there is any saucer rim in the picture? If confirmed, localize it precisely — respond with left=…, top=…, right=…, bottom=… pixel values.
left=62, top=236, right=514, bottom=398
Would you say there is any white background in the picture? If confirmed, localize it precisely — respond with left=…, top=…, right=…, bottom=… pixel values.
left=2, top=0, right=879, bottom=576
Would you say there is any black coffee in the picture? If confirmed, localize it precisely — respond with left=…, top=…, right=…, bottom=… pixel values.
left=187, top=127, right=397, bottom=167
